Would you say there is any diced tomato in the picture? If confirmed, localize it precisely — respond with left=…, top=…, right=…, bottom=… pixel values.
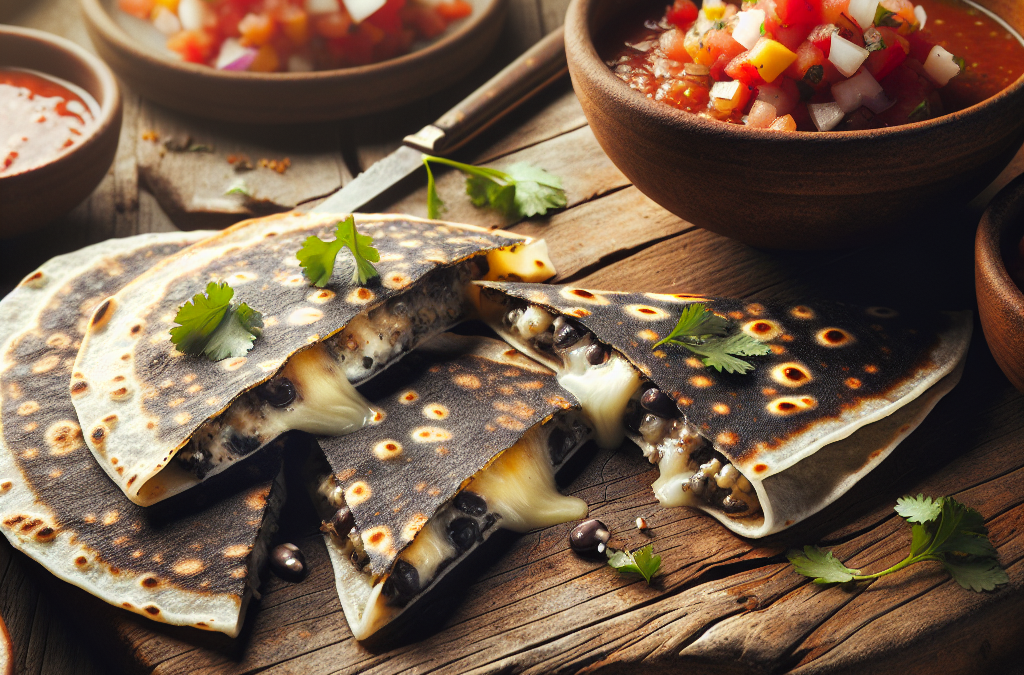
left=659, top=28, right=692, bottom=63
left=214, top=3, right=247, bottom=39
left=329, top=29, right=376, bottom=65
left=819, top=0, right=848, bottom=25
left=906, top=31, right=934, bottom=63
left=665, top=0, right=699, bottom=27
left=277, top=5, right=309, bottom=45
left=725, top=51, right=764, bottom=85
left=238, top=13, right=276, bottom=47
left=167, top=29, right=215, bottom=63
left=314, top=11, right=352, bottom=39
left=770, top=20, right=815, bottom=51
left=118, top=0, right=155, bottom=19
left=806, top=24, right=836, bottom=56
left=877, top=63, right=938, bottom=124
left=435, top=0, right=472, bottom=21
left=864, top=27, right=907, bottom=81
left=773, top=0, right=820, bottom=26
left=248, top=43, right=280, bottom=71
left=693, top=26, right=745, bottom=70
left=366, top=0, right=406, bottom=35
left=661, top=78, right=710, bottom=112
left=402, top=4, right=447, bottom=39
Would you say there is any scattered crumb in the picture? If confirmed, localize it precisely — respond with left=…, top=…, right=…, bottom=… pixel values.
left=259, top=157, right=291, bottom=174
left=227, top=154, right=255, bottom=172
left=636, top=517, right=648, bottom=531
left=141, top=130, right=160, bottom=142
left=164, top=136, right=214, bottom=153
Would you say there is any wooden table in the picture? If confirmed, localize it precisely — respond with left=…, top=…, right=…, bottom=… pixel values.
left=2, top=1, right=1023, bottom=673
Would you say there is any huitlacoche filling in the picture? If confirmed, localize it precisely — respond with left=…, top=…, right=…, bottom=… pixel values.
left=314, top=411, right=591, bottom=640
left=174, top=264, right=477, bottom=479
left=486, top=290, right=762, bottom=519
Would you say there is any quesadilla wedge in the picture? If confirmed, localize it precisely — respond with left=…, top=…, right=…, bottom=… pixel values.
left=71, top=213, right=555, bottom=506
left=309, top=333, right=593, bottom=641
left=476, top=283, right=972, bottom=538
left=0, top=234, right=285, bottom=636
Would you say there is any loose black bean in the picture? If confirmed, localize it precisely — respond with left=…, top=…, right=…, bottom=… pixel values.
left=585, top=343, right=609, bottom=365
left=270, top=543, right=307, bottom=581
left=322, top=507, right=354, bottom=538
left=256, top=377, right=296, bottom=407
left=453, top=490, right=488, bottom=517
left=640, top=387, right=677, bottom=418
left=553, top=318, right=584, bottom=349
left=446, top=517, right=480, bottom=552
left=383, top=559, right=420, bottom=604
left=569, top=519, right=610, bottom=554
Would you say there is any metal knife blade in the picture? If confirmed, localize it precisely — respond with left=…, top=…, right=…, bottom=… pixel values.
left=312, top=26, right=567, bottom=215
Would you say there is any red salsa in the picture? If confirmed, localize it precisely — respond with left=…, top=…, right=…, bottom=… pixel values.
left=603, top=0, right=1024, bottom=131
left=1, top=69, right=97, bottom=177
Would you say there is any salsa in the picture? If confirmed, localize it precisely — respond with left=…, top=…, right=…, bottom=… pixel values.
left=603, top=0, right=1024, bottom=131
left=0, top=69, right=98, bottom=177
left=118, top=0, right=473, bottom=72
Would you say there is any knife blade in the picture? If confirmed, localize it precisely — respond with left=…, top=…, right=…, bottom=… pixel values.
left=312, top=26, right=567, bottom=215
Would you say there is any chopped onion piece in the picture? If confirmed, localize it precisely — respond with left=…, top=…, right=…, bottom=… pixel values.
left=756, top=83, right=796, bottom=116
left=914, top=4, right=927, bottom=29
left=216, top=39, right=258, bottom=70
left=829, top=33, right=870, bottom=78
left=178, top=0, right=213, bottom=32
left=306, top=0, right=341, bottom=13
left=710, top=80, right=744, bottom=111
left=831, top=69, right=883, bottom=113
left=768, top=114, right=797, bottom=131
left=864, top=89, right=895, bottom=114
left=746, top=100, right=777, bottom=128
left=924, top=45, right=961, bottom=86
left=733, top=9, right=766, bottom=50
left=848, top=0, right=879, bottom=30
left=152, top=6, right=181, bottom=35
left=808, top=101, right=845, bottom=131
left=342, top=0, right=387, bottom=23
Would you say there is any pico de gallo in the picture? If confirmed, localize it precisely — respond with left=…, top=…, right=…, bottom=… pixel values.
left=603, top=0, right=1024, bottom=131
left=117, top=0, right=473, bottom=72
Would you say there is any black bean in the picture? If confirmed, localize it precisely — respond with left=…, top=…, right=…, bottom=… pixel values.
left=640, top=387, right=677, bottom=418
left=569, top=519, right=610, bottom=554
left=382, top=559, right=420, bottom=604
left=256, top=377, right=296, bottom=407
left=224, top=431, right=261, bottom=456
left=446, top=517, right=480, bottom=552
left=322, top=507, right=354, bottom=538
left=362, top=356, right=374, bottom=370
left=270, top=543, right=307, bottom=581
left=720, top=495, right=750, bottom=515
left=453, top=490, right=488, bottom=517
left=547, top=426, right=572, bottom=465
left=553, top=317, right=585, bottom=349
left=585, top=343, right=609, bottom=365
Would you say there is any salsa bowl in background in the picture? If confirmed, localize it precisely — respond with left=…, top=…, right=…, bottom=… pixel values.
left=976, top=172, right=1024, bottom=393
left=0, top=25, right=122, bottom=238
left=80, top=0, right=507, bottom=123
left=565, top=0, right=1024, bottom=250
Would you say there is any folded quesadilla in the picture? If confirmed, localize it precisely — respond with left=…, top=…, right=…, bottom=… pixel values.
left=310, top=333, right=593, bottom=640
left=0, top=234, right=285, bottom=636
left=476, top=283, right=972, bottom=538
left=71, top=213, right=555, bottom=506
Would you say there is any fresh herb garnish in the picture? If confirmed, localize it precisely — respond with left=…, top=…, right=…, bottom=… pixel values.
left=789, top=495, right=1009, bottom=592
left=953, top=55, right=967, bottom=73
left=908, top=99, right=931, bottom=122
left=607, top=544, right=661, bottom=584
left=296, top=215, right=380, bottom=287
left=422, top=155, right=567, bottom=220
left=873, top=5, right=902, bottom=27
left=170, top=282, right=263, bottom=361
left=759, top=21, right=765, bottom=36
left=803, top=64, right=824, bottom=85
left=653, top=303, right=771, bottom=374
left=224, top=179, right=251, bottom=197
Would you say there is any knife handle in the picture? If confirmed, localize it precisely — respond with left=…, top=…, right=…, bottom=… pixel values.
left=404, top=26, right=567, bottom=156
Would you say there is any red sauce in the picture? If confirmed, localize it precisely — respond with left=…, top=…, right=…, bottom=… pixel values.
left=0, top=69, right=97, bottom=177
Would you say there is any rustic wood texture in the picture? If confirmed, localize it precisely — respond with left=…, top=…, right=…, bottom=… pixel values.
left=2, top=0, right=1023, bottom=673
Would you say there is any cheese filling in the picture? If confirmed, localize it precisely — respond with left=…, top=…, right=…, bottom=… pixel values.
left=317, top=411, right=590, bottom=641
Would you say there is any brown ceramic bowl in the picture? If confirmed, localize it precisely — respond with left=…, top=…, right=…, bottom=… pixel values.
left=80, top=0, right=506, bottom=124
left=976, top=172, right=1024, bottom=392
left=565, top=0, right=1024, bottom=250
left=0, top=25, right=122, bottom=238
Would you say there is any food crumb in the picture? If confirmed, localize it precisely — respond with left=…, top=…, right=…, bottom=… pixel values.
left=141, top=130, right=159, bottom=142
left=636, top=517, right=648, bottom=531
left=227, top=154, right=255, bottom=172
left=259, top=157, right=291, bottom=174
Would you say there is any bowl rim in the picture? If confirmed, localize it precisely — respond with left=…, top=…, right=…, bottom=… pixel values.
left=0, top=24, right=122, bottom=181
left=80, top=0, right=505, bottom=82
left=977, top=172, right=1024, bottom=316
left=565, top=0, right=1024, bottom=143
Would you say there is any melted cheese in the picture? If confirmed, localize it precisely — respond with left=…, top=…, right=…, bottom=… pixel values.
left=397, top=513, right=457, bottom=583
left=557, top=344, right=642, bottom=449
left=483, top=240, right=556, bottom=283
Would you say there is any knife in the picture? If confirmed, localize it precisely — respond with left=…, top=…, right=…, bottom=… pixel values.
left=311, top=26, right=567, bottom=215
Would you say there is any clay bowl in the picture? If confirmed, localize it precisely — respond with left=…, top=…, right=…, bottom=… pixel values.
left=565, top=0, right=1024, bottom=250
left=80, top=0, right=506, bottom=124
left=0, top=25, right=122, bottom=238
left=976, top=173, right=1024, bottom=393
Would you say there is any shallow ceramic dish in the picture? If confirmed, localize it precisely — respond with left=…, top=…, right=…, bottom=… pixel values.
left=976, top=172, right=1024, bottom=393
left=81, top=0, right=506, bottom=124
left=565, top=0, right=1024, bottom=250
left=0, top=25, right=122, bottom=238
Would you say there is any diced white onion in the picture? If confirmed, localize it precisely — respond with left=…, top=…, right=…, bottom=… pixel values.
left=733, top=9, right=766, bottom=50
left=848, top=0, right=880, bottom=30
left=306, top=0, right=341, bottom=13
left=923, top=45, right=962, bottom=86
left=808, top=101, right=845, bottom=131
left=756, top=83, right=796, bottom=116
left=215, top=39, right=257, bottom=70
left=341, top=0, right=387, bottom=23
left=178, top=0, right=213, bottom=31
left=829, top=33, right=870, bottom=78
left=914, top=4, right=927, bottom=29
left=152, top=6, right=182, bottom=35
left=710, top=80, right=743, bottom=110
left=864, top=89, right=896, bottom=113
left=831, top=68, right=883, bottom=113
left=746, top=100, right=777, bottom=128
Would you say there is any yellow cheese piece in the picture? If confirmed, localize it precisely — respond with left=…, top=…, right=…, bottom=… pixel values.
left=749, top=39, right=798, bottom=83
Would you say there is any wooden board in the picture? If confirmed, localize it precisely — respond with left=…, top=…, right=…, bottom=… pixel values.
left=1, top=1, right=1023, bottom=673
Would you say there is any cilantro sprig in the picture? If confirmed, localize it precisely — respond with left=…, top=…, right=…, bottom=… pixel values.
left=296, top=215, right=380, bottom=287
left=789, top=495, right=1009, bottom=592
left=653, top=303, right=770, bottom=374
left=607, top=543, right=661, bottom=584
left=170, top=282, right=263, bottom=361
left=422, top=155, right=567, bottom=220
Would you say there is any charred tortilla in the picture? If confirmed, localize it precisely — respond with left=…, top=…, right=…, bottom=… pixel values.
left=476, top=283, right=971, bottom=538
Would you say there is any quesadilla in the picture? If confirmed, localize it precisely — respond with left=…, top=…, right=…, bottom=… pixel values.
left=310, top=333, right=593, bottom=640
left=0, top=234, right=285, bottom=636
left=476, top=283, right=972, bottom=538
left=71, top=213, right=555, bottom=506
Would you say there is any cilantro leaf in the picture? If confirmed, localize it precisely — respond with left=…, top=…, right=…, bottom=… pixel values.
left=296, top=216, right=380, bottom=287
left=654, top=302, right=730, bottom=347
left=654, top=303, right=770, bottom=374
left=170, top=282, right=263, bottom=361
left=943, top=556, right=1010, bottom=592
left=788, top=546, right=860, bottom=584
left=895, top=494, right=943, bottom=524
left=607, top=544, right=661, bottom=584
left=423, top=155, right=566, bottom=220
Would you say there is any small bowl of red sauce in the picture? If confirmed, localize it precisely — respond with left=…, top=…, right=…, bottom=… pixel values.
left=0, top=25, right=122, bottom=238
left=565, top=0, right=1024, bottom=249
left=976, top=172, right=1024, bottom=393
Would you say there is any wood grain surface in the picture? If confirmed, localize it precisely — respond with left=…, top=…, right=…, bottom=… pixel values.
left=1, top=1, right=1023, bottom=674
